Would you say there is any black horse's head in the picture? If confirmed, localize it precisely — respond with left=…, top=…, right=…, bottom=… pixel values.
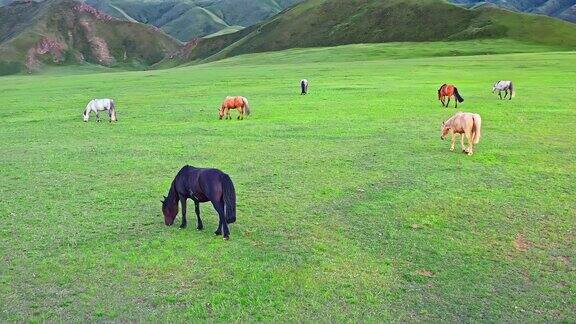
left=438, top=84, right=446, bottom=100
left=161, top=196, right=178, bottom=226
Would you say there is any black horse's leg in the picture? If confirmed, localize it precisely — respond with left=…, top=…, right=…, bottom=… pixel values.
left=194, top=200, right=203, bottom=230
left=499, top=91, right=502, bottom=99
left=96, top=111, right=101, bottom=122
left=213, top=202, right=222, bottom=236
left=446, top=97, right=451, bottom=108
left=212, top=200, right=229, bottom=239
left=503, top=90, right=508, bottom=99
left=179, top=198, right=188, bottom=229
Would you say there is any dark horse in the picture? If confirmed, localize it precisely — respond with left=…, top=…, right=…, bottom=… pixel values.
left=301, top=79, right=309, bottom=95
left=161, top=166, right=237, bottom=240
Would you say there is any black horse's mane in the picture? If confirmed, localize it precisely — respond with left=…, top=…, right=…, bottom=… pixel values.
left=164, top=165, right=197, bottom=206
left=163, top=178, right=179, bottom=207
left=438, top=83, right=447, bottom=93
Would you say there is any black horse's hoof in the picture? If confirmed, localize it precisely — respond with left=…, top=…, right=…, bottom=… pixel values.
left=197, top=225, right=204, bottom=231
left=223, top=236, right=230, bottom=241
left=179, top=224, right=187, bottom=229
left=214, top=230, right=222, bottom=236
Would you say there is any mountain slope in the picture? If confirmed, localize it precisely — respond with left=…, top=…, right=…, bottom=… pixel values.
left=0, top=0, right=304, bottom=41
left=450, top=0, right=576, bottom=23
left=172, top=0, right=576, bottom=64
left=174, top=0, right=576, bottom=65
left=83, top=0, right=303, bottom=41
left=0, top=0, right=180, bottom=75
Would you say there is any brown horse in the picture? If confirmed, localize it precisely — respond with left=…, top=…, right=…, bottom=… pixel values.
left=219, top=96, right=251, bottom=120
left=440, top=112, right=482, bottom=155
left=438, top=84, right=464, bottom=108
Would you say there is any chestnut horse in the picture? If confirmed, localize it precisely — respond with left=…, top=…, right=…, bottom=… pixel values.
left=162, top=165, right=237, bottom=240
left=438, top=84, right=464, bottom=108
left=440, top=112, right=482, bottom=155
left=219, top=96, right=251, bottom=120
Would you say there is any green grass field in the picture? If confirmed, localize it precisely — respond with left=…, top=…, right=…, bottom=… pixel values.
left=0, top=40, right=574, bottom=321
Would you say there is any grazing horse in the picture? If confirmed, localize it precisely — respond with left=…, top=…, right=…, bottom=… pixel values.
left=438, top=84, right=464, bottom=108
left=219, top=96, right=251, bottom=120
left=83, top=98, right=117, bottom=122
left=492, top=80, right=514, bottom=100
left=300, top=79, right=309, bottom=95
left=161, top=165, right=237, bottom=240
left=441, top=112, right=482, bottom=155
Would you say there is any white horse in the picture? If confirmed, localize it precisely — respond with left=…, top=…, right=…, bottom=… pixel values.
left=300, top=79, right=309, bottom=95
left=83, top=99, right=117, bottom=122
left=492, top=80, right=514, bottom=100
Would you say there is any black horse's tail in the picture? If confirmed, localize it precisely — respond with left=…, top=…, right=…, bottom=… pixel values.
left=221, top=173, right=236, bottom=224
left=454, top=87, right=464, bottom=103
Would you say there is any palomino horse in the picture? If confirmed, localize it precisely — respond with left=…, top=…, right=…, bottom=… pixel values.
left=162, top=165, right=237, bottom=240
left=301, top=79, right=309, bottom=95
left=438, top=84, right=464, bottom=108
left=219, top=96, right=251, bottom=120
left=441, top=112, right=482, bottom=155
left=492, top=80, right=514, bottom=100
left=83, top=98, right=117, bottom=122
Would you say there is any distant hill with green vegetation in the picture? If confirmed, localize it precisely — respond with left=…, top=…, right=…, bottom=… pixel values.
left=0, top=0, right=180, bottom=75
left=2, top=0, right=575, bottom=74
left=81, top=0, right=303, bottom=41
left=0, top=0, right=303, bottom=41
left=450, top=0, right=576, bottom=23
left=171, top=0, right=576, bottom=64
left=1, top=0, right=572, bottom=41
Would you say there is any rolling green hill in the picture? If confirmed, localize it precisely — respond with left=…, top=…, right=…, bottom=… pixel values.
left=0, top=0, right=180, bottom=75
left=83, top=0, right=303, bottom=41
left=450, top=0, right=576, bottom=23
left=173, top=0, right=576, bottom=64
left=0, top=0, right=303, bottom=41
left=2, top=0, right=572, bottom=40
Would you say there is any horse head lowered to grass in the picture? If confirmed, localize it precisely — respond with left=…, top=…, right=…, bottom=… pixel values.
left=438, top=84, right=464, bottom=108
left=162, top=165, right=237, bottom=240
left=83, top=98, right=117, bottom=122
left=492, top=80, right=515, bottom=100
left=441, top=112, right=482, bottom=155
left=219, top=96, right=251, bottom=120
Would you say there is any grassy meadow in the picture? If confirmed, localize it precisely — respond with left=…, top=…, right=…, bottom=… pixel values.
left=0, top=40, right=574, bottom=321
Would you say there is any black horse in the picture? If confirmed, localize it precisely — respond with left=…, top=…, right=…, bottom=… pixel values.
left=162, top=165, right=237, bottom=240
left=301, top=79, right=309, bottom=95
